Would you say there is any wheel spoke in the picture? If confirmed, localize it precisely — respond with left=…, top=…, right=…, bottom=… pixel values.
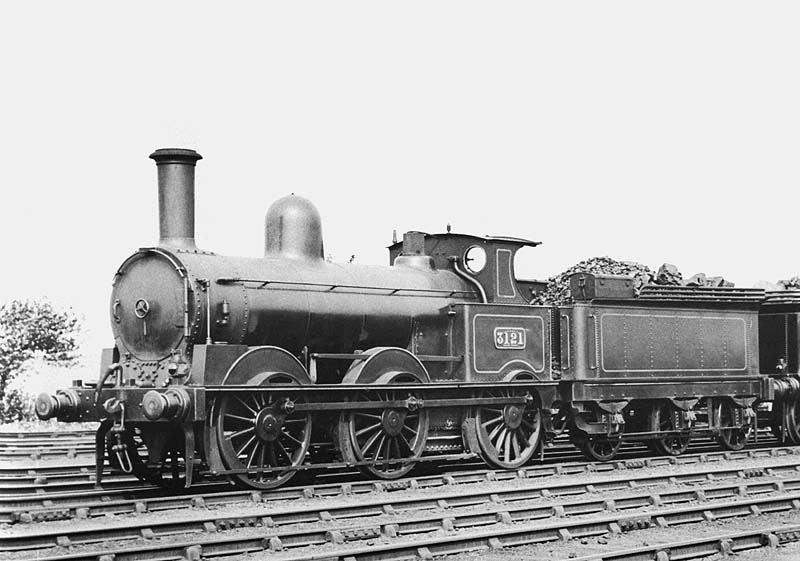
left=360, top=429, right=383, bottom=457
left=281, top=429, right=304, bottom=446
left=503, top=431, right=512, bottom=463
left=481, top=415, right=504, bottom=429
left=494, top=427, right=508, bottom=451
left=512, top=431, right=522, bottom=458
left=374, top=435, right=387, bottom=462
left=233, top=397, right=258, bottom=415
left=235, top=434, right=257, bottom=457
left=355, top=422, right=383, bottom=438
left=246, top=442, right=259, bottom=468
left=276, top=440, right=292, bottom=462
left=225, top=413, right=255, bottom=424
left=398, top=433, right=412, bottom=454
left=401, top=425, right=419, bottom=442
left=230, top=427, right=255, bottom=440
left=488, top=422, right=504, bottom=444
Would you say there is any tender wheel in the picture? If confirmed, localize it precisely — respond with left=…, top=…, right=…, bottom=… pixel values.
left=471, top=386, right=542, bottom=469
left=570, top=405, right=623, bottom=462
left=716, top=400, right=749, bottom=451
left=649, top=400, right=690, bottom=456
left=337, top=348, right=430, bottom=480
left=574, top=435, right=622, bottom=462
left=214, top=347, right=313, bottom=490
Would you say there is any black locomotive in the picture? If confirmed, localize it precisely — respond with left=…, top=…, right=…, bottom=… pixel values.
left=35, top=148, right=800, bottom=489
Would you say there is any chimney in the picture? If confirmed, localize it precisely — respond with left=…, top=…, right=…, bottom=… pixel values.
left=149, top=148, right=203, bottom=250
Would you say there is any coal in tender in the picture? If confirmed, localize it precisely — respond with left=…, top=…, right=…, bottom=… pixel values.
left=531, top=256, right=656, bottom=305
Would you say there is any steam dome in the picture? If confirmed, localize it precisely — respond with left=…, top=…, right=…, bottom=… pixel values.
left=264, top=194, right=324, bottom=260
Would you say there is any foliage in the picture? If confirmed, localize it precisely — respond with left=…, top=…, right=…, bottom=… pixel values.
left=0, top=300, right=80, bottom=422
left=0, top=388, right=34, bottom=422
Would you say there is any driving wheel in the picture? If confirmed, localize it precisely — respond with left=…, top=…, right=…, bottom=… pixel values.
left=214, top=347, right=313, bottom=489
left=337, top=348, right=430, bottom=479
left=470, top=385, right=542, bottom=469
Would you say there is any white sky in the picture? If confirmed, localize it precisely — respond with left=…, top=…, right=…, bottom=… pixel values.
left=1, top=2, right=799, bottom=375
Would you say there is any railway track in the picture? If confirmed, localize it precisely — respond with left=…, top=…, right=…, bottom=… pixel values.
left=4, top=430, right=800, bottom=560
left=4, top=456, right=800, bottom=551
left=5, top=452, right=800, bottom=560
left=0, top=428, right=96, bottom=440
left=0, top=429, right=97, bottom=460
left=0, top=429, right=780, bottom=496
left=3, top=445, right=796, bottom=524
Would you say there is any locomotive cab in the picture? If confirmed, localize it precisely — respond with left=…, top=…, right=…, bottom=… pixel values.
left=388, top=230, right=541, bottom=305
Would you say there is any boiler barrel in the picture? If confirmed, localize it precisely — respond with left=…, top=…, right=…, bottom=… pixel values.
left=191, top=253, right=476, bottom=353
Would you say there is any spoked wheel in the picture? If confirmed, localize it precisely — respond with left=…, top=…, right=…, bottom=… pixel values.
left=570, top=405, right=623, bottom=462
left=337, top=347, right=430, bottom=480
left=339, top=372, right=429, bottom=479
left=574, top=435, right=622, bottom=462
left=471, top=386, right=542, bottom=469
left=716, top=400, right=749, bottom=451
left=649, top=400, right=691, bottom=456
left=214, top=347, right=313, bottom=490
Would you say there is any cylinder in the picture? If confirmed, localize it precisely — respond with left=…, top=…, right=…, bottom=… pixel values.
left=149, top=148, right=203, bottom=249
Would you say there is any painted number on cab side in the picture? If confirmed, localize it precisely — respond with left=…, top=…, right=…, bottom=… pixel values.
left=494, top=327, right=526, bottom=349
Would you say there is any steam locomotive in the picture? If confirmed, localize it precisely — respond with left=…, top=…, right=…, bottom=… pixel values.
left=35, top=148, right=800, bottom=490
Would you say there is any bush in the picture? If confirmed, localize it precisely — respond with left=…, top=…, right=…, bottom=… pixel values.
left=0, top=388, right=35, bottom=423
left=0, top=300, right=80, bottom=424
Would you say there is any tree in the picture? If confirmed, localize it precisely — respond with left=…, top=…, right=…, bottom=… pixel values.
left=0, top=300, right=80, bottom=422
